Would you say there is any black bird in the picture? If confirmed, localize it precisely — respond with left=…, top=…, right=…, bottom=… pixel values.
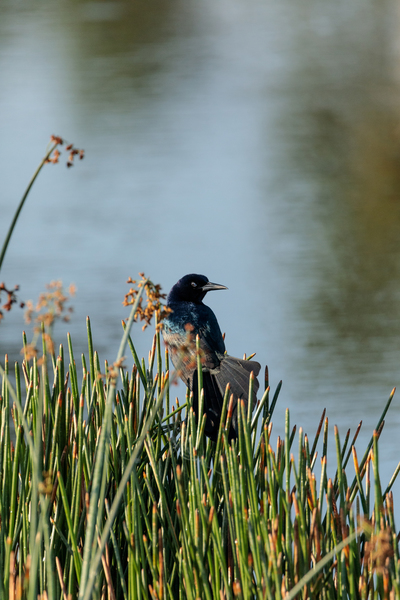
left=162, top=274, right=261, bottom=441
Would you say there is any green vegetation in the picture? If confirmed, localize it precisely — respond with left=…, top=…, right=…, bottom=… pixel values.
left=1, top=306, right=400, bottom=599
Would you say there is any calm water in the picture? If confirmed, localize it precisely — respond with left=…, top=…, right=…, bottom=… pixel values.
left=1, top=0, right=400, bottom=504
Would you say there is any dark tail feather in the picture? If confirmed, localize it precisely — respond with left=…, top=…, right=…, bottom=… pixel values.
left=213, top=356, right=260, bottom=438
left=215, top=356, right=260, bottom=400
left=192, top=356, right=261, bottom=441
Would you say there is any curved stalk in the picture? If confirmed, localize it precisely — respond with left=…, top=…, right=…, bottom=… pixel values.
left=0, top=142, right=58, bottom=272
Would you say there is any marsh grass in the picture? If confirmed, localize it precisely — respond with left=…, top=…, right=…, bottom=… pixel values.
left=0, top=306, right=399, bottom=600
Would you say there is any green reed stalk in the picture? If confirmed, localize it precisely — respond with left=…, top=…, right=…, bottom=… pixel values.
left=79, top=281, right=148, bottom=596
left=0, top=142, right=58, bottom=273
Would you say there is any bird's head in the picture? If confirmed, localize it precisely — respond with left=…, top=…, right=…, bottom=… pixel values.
left=168, top=274, right=228, bottom=304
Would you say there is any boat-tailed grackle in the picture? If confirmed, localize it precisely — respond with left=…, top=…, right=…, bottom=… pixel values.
left=162, top=274, right=261, bottom=441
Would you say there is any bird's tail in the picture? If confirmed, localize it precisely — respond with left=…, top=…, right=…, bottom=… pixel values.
left=213, top=356, right=260, bottom=437
left=192, top=356, right=261, bottom=441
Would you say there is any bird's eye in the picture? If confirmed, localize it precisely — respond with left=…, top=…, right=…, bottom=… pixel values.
left=191, top=282, right=197, bottom=287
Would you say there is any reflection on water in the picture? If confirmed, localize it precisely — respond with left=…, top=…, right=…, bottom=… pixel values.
left=274, top=2, right=400, bottom=403
left=1, top=0, right=400, bottom=498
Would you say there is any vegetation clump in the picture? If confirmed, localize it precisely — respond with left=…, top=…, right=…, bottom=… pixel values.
left=0, top=298, right=399, bottom=599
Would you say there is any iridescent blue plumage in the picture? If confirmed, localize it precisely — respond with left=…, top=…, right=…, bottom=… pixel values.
left=162, top=274, right=261, bottom=441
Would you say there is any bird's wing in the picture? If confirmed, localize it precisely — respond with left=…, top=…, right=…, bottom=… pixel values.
left=191, top=307, right=226, bottom=371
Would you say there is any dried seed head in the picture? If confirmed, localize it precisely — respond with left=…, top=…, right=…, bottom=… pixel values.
left=123, top=273, right=172, bottom=330
left=47, top=135, right=84, bottom=167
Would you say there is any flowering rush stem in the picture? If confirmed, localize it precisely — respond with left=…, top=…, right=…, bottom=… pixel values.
left=0, top=135, right=84, bottom=274
left=0, top=141, right=58, bottom=273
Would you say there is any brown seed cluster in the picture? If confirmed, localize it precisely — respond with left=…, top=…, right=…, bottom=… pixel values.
left=98, top=357, right=126, bottom=384
left=23, top=281, right=76, bottom=361
left=46, top=135, right=85, bottom=167
left=0, top=282, right=24, bottom=322
left=362, top=524, right=394, bottom=575
left=38, top=470, right=54, bottom=497
left=123, top=273, right=172, bottom=331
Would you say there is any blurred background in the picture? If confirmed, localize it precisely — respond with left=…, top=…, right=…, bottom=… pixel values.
left=1, top=0, right=400, bottom=502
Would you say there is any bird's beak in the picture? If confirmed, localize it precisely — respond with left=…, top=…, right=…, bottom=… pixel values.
left=201, top=281, right=228, bottom=292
